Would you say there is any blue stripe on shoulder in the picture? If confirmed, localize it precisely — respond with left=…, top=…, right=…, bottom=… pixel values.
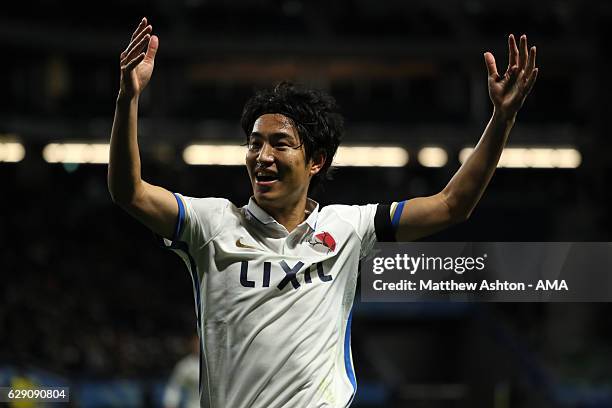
left=391, top=200, right=406, bottom=229
left=172, top=193, right=185, bottom=242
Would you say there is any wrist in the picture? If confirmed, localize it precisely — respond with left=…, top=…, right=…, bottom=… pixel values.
left=492, top=108, right=517, bottom=125
left=117, top=91, right=139, bottom=107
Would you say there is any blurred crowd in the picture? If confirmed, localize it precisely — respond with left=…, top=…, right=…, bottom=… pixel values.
left=0, top=164, right=198, bottom=377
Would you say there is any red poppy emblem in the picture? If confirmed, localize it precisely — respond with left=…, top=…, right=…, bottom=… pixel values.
left=314, top=232, right=336, bottom=252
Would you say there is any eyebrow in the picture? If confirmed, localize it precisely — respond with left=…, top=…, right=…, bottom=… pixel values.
left=249, top=132, right=296, bottom=141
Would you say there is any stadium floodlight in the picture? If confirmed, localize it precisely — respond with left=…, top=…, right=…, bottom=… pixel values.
left=182, top=144, right=409, bottom=167
left=459, top=147, right=581, bottom=169
left=550, top=148, right=582, bottom=168
left=499, top=148, right=530, bottom=168
left=42, top=143, right=109, bottom=164
left=334, top=146, right=408, bottom=167
left=183, top=145, right=246, bottom=165
left=0, top=142, right=25, bottom=163
left=417, top=147, right=448, bottom=168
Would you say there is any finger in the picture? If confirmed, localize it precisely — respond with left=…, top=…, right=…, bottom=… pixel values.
left=502, top=65, right=520, bottom=87
left=130, top=17, right=147, bottom=42
left=519, top=34, right=528, bottom=70
left=122, top=25, right=152, bottom=57
left=508, top=34, right=519, bottom=69
left=524, top=67, right=538, bottom=96
left=121, top=26, right=152, bottom=60
left=505, top=64, right=519, bottom=86
left=121, top=34, right=150, bottom=66
left=484, top=52, right=499, bottom=79
left=144, top=35, right=159, bottom=63
left=525, top=46, right=536, bottom=77
left=123, top=53, right=146, bottom=72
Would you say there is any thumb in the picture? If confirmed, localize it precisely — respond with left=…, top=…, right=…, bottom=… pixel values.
left=484, top=52, right=498, bottom=78
left=145, top=35, right=159, bottom=63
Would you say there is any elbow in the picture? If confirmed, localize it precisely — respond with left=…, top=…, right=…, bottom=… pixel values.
left=107, top=169, right=120, bottom=204
left=440, top=190, right=472, bottom=225
left=107, top=171, right=141, bottom=208
left=108, top=189, right=124, bottom=206
left=452, top=210, right=472, bottom=224
left=108, top=188, right=127, bottom=207
left=108, top=183, right=136, bottom=208
left=109, top=191, right=139, bottom=212
left=446, top=204, right=471, bottom=225
left=449, top=203, right=473, bottom=225
left=107, top=178, right=124, bottom=206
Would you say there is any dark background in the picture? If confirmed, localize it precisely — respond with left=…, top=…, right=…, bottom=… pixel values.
left=1, top=0, right=611, bottom=407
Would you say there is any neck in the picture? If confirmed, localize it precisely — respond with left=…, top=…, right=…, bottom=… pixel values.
left=259, top=195, right=309, bottom=233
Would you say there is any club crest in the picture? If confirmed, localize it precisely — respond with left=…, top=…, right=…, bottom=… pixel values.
left=309, top=231, right=336, bottom=253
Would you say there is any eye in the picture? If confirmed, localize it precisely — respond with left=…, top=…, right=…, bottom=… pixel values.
left=248, top=141, right=262, bottom=151
left=274, top=142, right=290, bottom=150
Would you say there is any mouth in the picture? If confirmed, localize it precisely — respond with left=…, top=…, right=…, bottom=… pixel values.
left=255, top=171, right=279, bottom=186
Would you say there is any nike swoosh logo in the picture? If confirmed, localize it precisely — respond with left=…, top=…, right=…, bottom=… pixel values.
left=236, top=238, right=260, bottom=250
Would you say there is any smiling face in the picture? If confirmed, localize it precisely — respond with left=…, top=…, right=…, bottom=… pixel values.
left=245, top=113, right=323, bottom=212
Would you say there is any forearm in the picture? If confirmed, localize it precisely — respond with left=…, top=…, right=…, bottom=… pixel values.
left=108, top=94, right=144, bottom=204
left=442, top=109, right=516, bottom=219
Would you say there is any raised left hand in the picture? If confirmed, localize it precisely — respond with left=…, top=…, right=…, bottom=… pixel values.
left=484, top=34, right=538, bottom=120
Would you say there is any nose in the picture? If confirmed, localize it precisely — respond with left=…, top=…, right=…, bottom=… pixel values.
left=256, top=143, right=275, bottom=166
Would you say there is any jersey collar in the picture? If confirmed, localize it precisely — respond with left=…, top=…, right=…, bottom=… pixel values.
left=246, top=197, right=319, bottom=233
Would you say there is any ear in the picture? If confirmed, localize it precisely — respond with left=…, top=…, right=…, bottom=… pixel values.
left=309, top=151, right=326, bottom=176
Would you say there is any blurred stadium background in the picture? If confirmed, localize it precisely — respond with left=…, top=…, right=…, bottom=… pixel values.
left=1, top=0, right=612, bottom=407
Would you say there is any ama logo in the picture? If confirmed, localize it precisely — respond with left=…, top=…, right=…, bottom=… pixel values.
left=310, top=231, right=336, bottom=253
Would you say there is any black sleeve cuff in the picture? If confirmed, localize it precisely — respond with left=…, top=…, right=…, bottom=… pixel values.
left=374, top=204, right=396, bottom=242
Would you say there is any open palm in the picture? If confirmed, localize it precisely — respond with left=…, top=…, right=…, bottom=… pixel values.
left=119, top=18, right=159, bottom=99
left=485, top=34, right=538, bottom=120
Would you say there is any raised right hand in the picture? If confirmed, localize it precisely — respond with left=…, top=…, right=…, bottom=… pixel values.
left=119, top=18, right=159, bottom=99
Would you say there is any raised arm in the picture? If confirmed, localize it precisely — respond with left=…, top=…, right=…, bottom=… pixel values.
left=108, top=18, right=178, bottom=239
left=395, top=34, right=538, bottom=242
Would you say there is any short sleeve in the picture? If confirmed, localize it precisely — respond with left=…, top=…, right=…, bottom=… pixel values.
left=331, top=203, right=395, bottom=259
left=359, top=204, right=397, bottom=258
left=165, top=193, right=230, bottom=249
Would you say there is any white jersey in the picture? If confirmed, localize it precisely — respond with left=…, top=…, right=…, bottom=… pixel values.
left=162, top=195, right=393, bottom=408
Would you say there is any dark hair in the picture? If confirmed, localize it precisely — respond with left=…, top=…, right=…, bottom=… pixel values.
left=240, top=81, right=343, bottom=193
